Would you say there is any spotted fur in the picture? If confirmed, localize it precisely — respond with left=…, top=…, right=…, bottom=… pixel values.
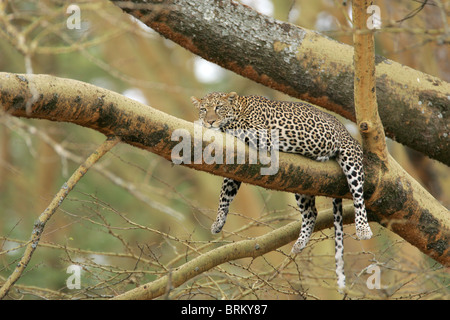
left=191, top=92, right=373, bottom=288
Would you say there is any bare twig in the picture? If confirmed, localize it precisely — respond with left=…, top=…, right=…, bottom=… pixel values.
left=396, top=0, right=432, bottom=23
left=111, top=206, right=356, bottom=300
left=0, top=136, right=120, bottom=299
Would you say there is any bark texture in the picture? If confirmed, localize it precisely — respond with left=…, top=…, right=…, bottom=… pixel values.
left=110, top=0, right=450, bottom=166
left=1, top=72, right=448, bottom=266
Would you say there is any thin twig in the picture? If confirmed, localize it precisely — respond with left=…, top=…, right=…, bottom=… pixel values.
left=0, top=136, right=120, bottom=299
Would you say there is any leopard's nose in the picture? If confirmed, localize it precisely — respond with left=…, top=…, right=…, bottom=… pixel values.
left=206, top=120, right=215, bottom=125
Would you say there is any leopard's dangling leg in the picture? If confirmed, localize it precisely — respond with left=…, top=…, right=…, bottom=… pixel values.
left=333, top=198, right=345, bottom=289
left=291, top=195, right=346, bottom=288
left=337, top=140, right=372, bottom=240
left=291, top=194, right=318, bottom=253
left=211, top=178, right=241, bottom=234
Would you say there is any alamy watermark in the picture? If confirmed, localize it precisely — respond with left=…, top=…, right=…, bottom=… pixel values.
left=171, top=120, right=280, bottom=175
left=366, top=5, right=381, bottom=30
left=65, top=262, right=384, bottom=291
left=66, top=5, right=81, bottom=30
left=66, top=264, right=81, bottom=289
left=366, top=264, right=382, bottom=290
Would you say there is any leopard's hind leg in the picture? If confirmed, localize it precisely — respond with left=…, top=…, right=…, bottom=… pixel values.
left=291, top=195, right=346, bottom=288
left=336, top=139, right=372, bottom=240
left=211, top=178, right=241, bottom=234
left=291, top=194, right=318, bottom=253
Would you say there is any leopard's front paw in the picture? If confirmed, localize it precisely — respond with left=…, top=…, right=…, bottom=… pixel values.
left=291, top=237, right=309, bottom=254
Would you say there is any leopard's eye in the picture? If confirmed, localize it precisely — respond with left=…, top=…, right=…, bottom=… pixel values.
left=199, top=107, right=207, bottom=113
left=215, top=105, right=222, bottom=112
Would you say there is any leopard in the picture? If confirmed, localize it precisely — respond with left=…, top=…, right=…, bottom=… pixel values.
left=191, top=92, right=373, bottom=288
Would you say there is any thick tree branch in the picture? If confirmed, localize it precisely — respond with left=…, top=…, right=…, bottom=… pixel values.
left=0, top=72, right=448, bottom=266
left=110, top=0, right=450, bottom=166
left=0, top=73, right=347, bottom=196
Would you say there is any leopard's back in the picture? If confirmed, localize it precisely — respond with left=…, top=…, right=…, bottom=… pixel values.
left=240, top=95, right=356, bottom=161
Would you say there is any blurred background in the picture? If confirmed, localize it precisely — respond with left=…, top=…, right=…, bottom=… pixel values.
left=0, top=0, right=448, bottom=299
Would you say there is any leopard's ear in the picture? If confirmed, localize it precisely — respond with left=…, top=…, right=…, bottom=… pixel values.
left=191, top=96, right=201, bottom=108
left=228, top=92, right=238, bottom=104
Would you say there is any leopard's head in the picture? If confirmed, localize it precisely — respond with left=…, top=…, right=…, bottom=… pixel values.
left=191, top=92, right=239, bottom=129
